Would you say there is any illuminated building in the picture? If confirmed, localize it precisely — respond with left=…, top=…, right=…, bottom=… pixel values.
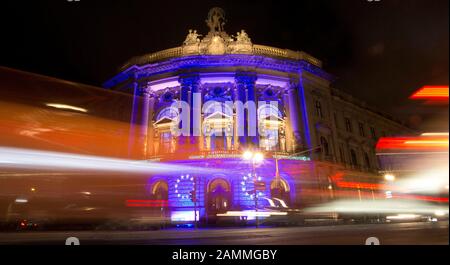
left=104, top=8, right=412, bottom=221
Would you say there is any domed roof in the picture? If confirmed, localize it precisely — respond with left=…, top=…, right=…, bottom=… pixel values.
left=120, top=8, right=322, bottom=71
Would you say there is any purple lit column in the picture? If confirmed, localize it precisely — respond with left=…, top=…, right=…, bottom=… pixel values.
left=179, top=74, right=201, bottom=150
left=140, top=87, right=152, bottom=159
left=189, top=75, right=201, bottom=149
left=287, top=79, right=302, bottom=152
left=235, top=72, right=257, bottom=148
left=147, top=94, right=156, bottom=156
left=128, top=77, right=144, bottom=158
left=246, top=74, right=258, bottom=147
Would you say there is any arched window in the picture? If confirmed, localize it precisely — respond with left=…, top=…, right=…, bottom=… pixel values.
left=207, top=178, right=231, bottom=214
left=155, top=107, right=180, bottom=154
left=320, top=136, right=330, bottom=156
left=156, top=107, right=179, bottom=122
left=270, top=178, right=291, bottom=205
left=203, top=101, right=233, bottom=117
left=151, top=180, right=168, bottom=201
left=258, top=103, right=282, bottom=120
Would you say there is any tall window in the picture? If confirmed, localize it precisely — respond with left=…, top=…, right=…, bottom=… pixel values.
left=258, top=104, right=282, bottom=151
left=370, top=127, right=376, bottom=139
left=345, top=118, right=352, bottom=132
left=155, top=107, right=179, bottom=154
left=334, top=113, right=338, bottom=128
left=364, top=152, right=371, bottom=169
left=315, top=100, right=323, bottom=118
left=160, top=131, right=172, bottom=153
left=358, top=122, right=365, bottom=137
left=320, top=136, right=330, bottom=156
left=339, top=147, right=345, bottom=164
left=350, top=149, right=358, bottom=166
left=261, top=129, right=279, bottom=151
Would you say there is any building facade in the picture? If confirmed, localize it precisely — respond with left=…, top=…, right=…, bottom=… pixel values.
left=104, top=8, right=412, bottom=222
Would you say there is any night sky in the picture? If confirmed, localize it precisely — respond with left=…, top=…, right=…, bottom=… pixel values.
left=1, top=0, right=448, bottom=130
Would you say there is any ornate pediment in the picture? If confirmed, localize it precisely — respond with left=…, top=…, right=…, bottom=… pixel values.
left=261, top=114, right=284, bottom=122
left=154, top=117, right=177, bottom=126
left=204, top=111, right=233, bottom=121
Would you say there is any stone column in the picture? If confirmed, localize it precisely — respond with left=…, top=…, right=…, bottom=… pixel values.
left=297, top=72, right=312, bottom=149
left=190, top=75, right=202, bottom=149
left=233, top=87, right=241, bottom=149
left=287, top=79, right=302, bottom=152
left=178, top=75, right=192, bottom=148
left=205, top=135, right=211, bottom=150
left=127, top=78, right=140, bottom=158
left=179, top=74, right=201, bottom=151
left=140, top=88, right=150, bottom=158
left=246, top=74, right=259, bottom=147
left=235, top=72, right=257, bottom=148
left=146, top=94, right=156, bottom=157
left=226, top=135, right=232, bottom=150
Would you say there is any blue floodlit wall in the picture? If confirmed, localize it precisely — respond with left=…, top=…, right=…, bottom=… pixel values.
left=155, top=158, right=300, bottom=220
left=168, top=174, right=205, bottom=209
left=233, top=173, right=271, bottom=209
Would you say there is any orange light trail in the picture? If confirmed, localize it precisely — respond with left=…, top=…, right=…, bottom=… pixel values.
left=335, top=181, right=388, bottom=190
left=410, top=86, right=449, bottom=100
left=376, top=136, right=449, bottom=151
left=125, top=199, right=168, bottom=207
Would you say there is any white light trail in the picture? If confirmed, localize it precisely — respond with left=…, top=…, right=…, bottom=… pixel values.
left=421, top=133, right=449, bottom=136
left=15, top=198, right=28, bottom=203
left=0, top=147, right=217, bottom=175
left=304, top=199, right=449, bottom=215
left=46, top=103, right=88, bottom=113
left=217, top=210, right=288, bottom=217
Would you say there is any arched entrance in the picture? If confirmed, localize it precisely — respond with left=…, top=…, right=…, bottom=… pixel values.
left=151, top=180, right=168, bottom=201
left=270, top=178, right=291, bottom=206
left=207, top=178, right=231, bottom=215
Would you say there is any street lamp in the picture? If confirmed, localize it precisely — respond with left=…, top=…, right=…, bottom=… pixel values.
left=272, top=145, right=322, bottom=197
left=384, top=173, right=396, bottom=182
left=243, top=151, right=264, bottom=164
left=253, top=152, right=264, bottom=163
left=243, top=150, right=264, bottom=228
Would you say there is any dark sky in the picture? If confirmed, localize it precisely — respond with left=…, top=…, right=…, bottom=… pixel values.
left=1, top=0, right=448, bottom=130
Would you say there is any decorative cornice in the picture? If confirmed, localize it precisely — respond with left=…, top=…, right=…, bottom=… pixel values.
left=120, top=44, right=322, bottom=71
left=103, top=54, right=333, bottom=89
left=178, top=73, right=201, bottom=87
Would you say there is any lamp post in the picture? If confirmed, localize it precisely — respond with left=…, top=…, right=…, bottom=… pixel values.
left=243, top=150, right=264, bottom=228
left=273, top=145, right=322, bottom=191
left=193, top=175, right=198, bottom=229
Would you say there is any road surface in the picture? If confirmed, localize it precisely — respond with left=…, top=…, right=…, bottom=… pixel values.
left=0, top=221, right=447, bottom=245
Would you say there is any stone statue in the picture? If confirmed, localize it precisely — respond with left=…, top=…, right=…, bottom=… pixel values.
left=228, top=29, right=252, bottom=54
left=183, top=29, right=201, bottom=45
left=206, top=7, right=226, bottom=33
left=236, top=30, right=251, bottom=43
